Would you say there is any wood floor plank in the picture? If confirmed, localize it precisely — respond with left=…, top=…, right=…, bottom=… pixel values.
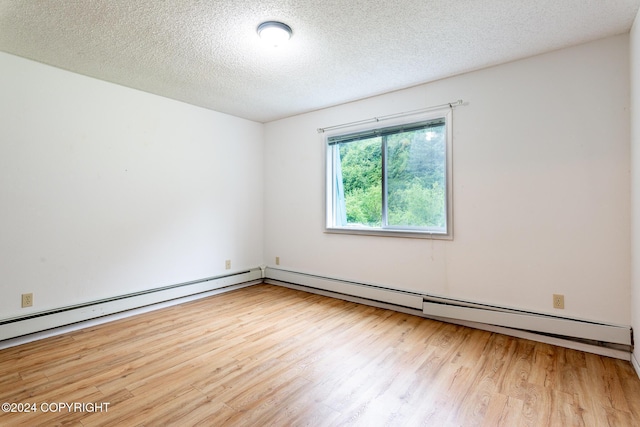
left=481, top=393, right=525, bottom=427
left=0, top=283, right=638, bottom=426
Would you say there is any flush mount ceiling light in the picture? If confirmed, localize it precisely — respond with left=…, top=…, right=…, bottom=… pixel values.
left=257, top=21, right=292, bottom=47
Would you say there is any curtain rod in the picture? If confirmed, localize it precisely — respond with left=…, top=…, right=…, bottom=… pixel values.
left=317, top=99, right=463, bottom=134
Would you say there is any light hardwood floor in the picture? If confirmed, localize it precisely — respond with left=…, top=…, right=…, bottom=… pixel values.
left=0, top=284, right=639, bottom=426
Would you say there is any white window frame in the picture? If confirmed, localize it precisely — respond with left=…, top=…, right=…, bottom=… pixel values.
left=324, top=109, right=453, bottom=239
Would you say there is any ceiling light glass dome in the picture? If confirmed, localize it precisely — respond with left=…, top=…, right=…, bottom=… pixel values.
left=257, top=21, right=292, bottom=47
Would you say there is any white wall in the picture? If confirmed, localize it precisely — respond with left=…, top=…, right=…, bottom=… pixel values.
left=0, top=52, right=264, bottom=320
left=1, top=32, right=633, bottom=339
left=630, top=10, right=640, bottom=370
left=264, top=35, right=631, bottom=325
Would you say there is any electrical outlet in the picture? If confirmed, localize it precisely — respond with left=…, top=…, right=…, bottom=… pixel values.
left=21, top=293, right=33, bottom=308
left=276, top=256, right=280, bottom=265
left=225, top=260, right=231, bottom=270
left=553, top=294, right=564, bottom=309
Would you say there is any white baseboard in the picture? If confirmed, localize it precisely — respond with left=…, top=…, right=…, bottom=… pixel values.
left=0, top=268, right=262, bottom=344
left=264, top=267, right=632, bottom=360
left=632, top=353, right=640, bottom=379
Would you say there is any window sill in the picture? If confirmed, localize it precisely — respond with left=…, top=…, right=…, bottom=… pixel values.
left=324, top=227, right=452, bottom=240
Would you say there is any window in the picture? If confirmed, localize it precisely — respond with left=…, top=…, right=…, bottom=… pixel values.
left=325, top=110, right=452, bottom=238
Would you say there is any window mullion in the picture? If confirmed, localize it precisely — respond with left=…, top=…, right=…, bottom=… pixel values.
left=381, top=135, right=388, bottom=228
left=334, top=146, right=346, bottom=226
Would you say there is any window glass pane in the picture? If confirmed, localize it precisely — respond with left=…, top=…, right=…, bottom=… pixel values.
left=337, top=137, right=382, bottom=227
left=385, top=124, right=446, bottom=229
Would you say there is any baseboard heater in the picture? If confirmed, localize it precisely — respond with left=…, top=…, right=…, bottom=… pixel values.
left=265, top=267, right=632, bottom=349
left=0, top=268, right=262, bottom=342
left=422, top=296, right=631, bottom=346
left=265, top=267, right=424, bottom=310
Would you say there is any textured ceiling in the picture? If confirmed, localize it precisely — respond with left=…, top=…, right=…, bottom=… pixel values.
left=1, top=0, right=639, bottom=122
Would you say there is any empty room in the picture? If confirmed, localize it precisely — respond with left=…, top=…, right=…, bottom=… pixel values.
left=2, top=1, right=640, bottom=425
